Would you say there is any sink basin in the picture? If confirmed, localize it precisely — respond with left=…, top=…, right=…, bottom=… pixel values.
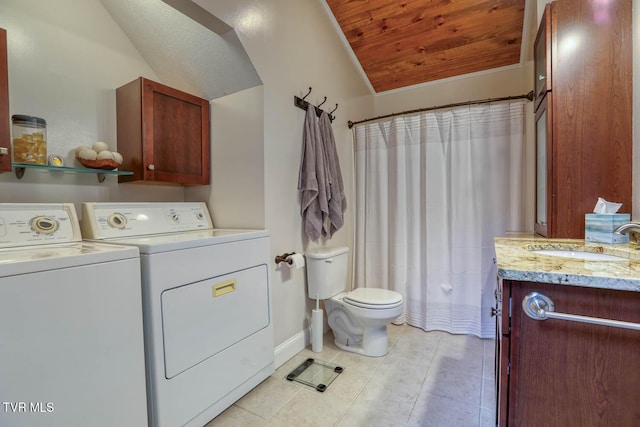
left=531, top=250, right=627, bottom=261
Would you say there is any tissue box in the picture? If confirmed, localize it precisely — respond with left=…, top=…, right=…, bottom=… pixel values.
left=585, top=214, right=630, bottom=243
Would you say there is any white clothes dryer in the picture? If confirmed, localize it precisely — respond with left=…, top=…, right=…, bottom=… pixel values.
left=81, top=202, right=274, bottom=427
left=0, top=203, right=147, bottom=427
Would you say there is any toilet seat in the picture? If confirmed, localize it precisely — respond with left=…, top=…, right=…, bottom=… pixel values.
left=343, top=288, right=403, bottom=310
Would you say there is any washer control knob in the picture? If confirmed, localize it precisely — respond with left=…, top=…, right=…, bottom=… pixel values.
left=171, top=214, right=180, bottom=223
left=31, top=216, right=59, bottom=234
left=107, top=213, right=127, bottom=229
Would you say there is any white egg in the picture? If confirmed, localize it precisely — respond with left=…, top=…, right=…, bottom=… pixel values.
left=77, top=149, right=98, bottom=160
left=74, top=145, right=92, bottom=155
left=112, top=152, right=123, bottom=164
left=96, top=150, right=115, bottom=160
left=92, top=141, right=110, bottom=153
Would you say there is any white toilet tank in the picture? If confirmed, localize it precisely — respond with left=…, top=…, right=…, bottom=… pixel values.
left=306, top=246, right=349, bottom=299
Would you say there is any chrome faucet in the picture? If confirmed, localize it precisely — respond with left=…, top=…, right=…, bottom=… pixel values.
left=613, top=222, right=640, bottom=235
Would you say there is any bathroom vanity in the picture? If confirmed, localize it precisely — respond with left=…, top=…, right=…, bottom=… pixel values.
left=494, top=237, right=640, bottom=426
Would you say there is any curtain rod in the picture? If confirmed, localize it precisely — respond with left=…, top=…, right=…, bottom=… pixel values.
left=347, top=90, right=535, bottom=129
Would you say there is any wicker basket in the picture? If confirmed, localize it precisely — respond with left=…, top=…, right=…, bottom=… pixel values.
left=76, top=157, right=121, bottom=170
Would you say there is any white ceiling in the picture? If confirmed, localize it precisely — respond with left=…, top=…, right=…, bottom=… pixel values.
left=99, top=0, right=261, bottom=100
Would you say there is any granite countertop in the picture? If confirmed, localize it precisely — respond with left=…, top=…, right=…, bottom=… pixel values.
left=494, top=235, right=640, bottom=292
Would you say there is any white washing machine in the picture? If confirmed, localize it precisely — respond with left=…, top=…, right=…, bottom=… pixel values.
left=81, top=202, right=274, bottom=427
left=0, top=203, right=147, bottom=427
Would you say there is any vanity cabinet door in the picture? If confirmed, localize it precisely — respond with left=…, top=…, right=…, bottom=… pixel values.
left=505, top=281, right=640, bottom=426
left=495, top=278, right=510, bottom=427
left=0, top=28, right=10, bottom=172
left=116, top=77, right=210, bottom=185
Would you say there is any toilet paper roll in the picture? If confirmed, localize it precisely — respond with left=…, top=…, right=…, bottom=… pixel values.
left=286, top=253, right=305, bottom=269
left=311, top=308, right=323, bottom=353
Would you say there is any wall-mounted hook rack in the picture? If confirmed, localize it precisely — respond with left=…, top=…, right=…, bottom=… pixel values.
left=294, top=87, right=337, bottom=122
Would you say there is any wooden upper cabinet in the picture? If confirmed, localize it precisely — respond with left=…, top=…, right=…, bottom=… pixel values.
left=0, top=28, right=10, bottom=172
left=534, top=0, right=632, bottom=238
left=116, top=77, right=210, bottom=185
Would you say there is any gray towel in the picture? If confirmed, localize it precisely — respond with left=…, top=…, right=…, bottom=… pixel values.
left=319, top=111, right=346, bottom=237
left=298, top=104, right=329, bottom=241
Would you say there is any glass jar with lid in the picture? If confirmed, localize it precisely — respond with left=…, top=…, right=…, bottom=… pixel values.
left=12, top=115, right=47, bottom=164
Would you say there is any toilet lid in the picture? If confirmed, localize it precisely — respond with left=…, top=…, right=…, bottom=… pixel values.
left=343, top=288, right=403, bottom=309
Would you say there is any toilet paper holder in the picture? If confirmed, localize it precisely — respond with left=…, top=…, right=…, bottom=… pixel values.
left=274, top=252, right=297, bottom=265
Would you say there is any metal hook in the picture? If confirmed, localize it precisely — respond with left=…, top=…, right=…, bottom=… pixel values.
left=317, top=96, right=327, bottom=108
left=329, top=103, right=338, bottom=115
left=302, top=87, right=312, bottom=101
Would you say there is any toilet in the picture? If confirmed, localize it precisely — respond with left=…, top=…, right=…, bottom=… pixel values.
left=306, top=247, right=404, bottom=357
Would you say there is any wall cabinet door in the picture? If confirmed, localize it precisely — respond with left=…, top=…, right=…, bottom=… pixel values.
left=534, top=0, right=632, bottom=238
left=533, top=3, right=551, bottom=111
left=500, top=280, right=640, bottom=426
left=0, top=28, right=10, bottom=172
left=534, top=96, right=552, bottom=237
left=116, top=77, right=210, bottom=185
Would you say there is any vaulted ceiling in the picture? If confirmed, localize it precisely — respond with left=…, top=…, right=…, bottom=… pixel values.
left=324, top=0, right=527, bottom=93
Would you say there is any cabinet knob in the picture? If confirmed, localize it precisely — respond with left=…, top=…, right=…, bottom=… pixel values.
left=147, top=164, right=155, bottom=171
left=538, top=74, right=545, bottom=81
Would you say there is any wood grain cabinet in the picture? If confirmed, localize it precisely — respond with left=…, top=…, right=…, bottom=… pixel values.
left=116, top=77, right=210, bottom=185
left=497, top=280, right=640, bottom=426
left=0, top=28, right=10, bottom=172
left=534, top=0, right=632, bottom=238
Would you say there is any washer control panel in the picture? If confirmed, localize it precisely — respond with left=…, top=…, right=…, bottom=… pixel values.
left=81, top=202, right=213, bottom=239
left=0, top=203, right=81, bottom=249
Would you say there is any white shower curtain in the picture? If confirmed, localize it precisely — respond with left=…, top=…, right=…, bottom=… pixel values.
left=353, top=101, right=526, bottom=338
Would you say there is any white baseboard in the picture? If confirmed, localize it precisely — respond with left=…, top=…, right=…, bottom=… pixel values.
left=274, top=328, right=310, bottom=369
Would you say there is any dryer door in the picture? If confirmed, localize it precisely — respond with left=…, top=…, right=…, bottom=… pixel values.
left=161, top=264, right=269, bottom=378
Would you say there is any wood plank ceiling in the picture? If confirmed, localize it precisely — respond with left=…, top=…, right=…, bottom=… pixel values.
left=325, top=0, right=526, bottom=93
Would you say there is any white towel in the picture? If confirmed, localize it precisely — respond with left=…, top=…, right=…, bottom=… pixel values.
left=319, top=111, right=346, bottom=237
left=298, top=104, right=329, bottom=241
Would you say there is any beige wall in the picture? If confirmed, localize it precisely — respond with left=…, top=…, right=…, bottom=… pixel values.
left=187, top=86, right=266, bottom=229
left=0, top=0, right=184, bottom=211
left=188, top=0, right=374, bottom=360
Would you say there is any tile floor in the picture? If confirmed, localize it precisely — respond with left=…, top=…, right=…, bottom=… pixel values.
left=206, top=324, right=496, bottom=427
